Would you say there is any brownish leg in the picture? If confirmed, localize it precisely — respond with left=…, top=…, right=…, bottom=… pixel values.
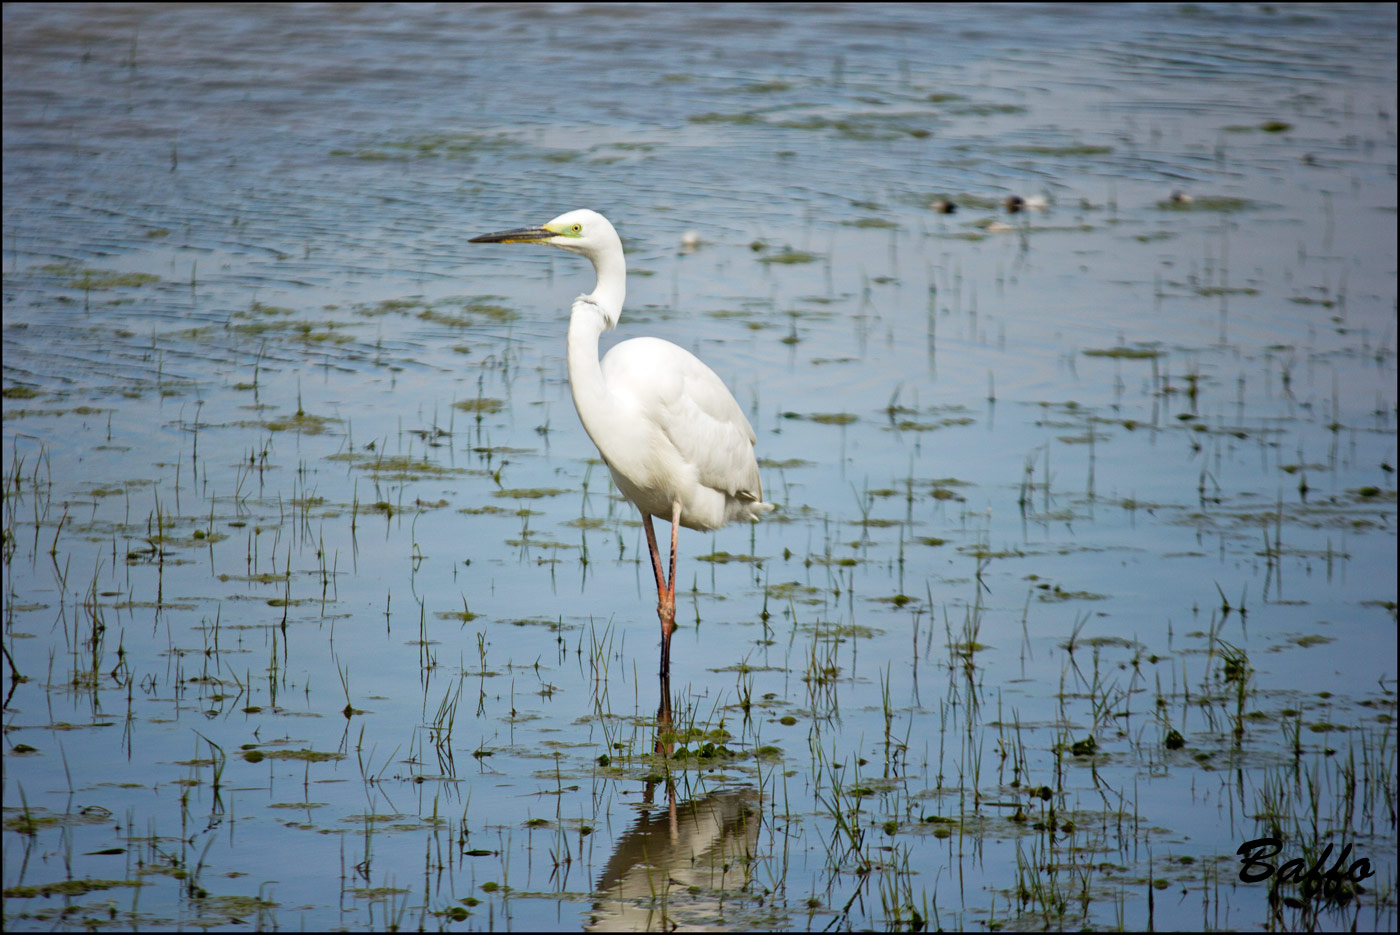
left=642, top=512, right=676, bottom=676
left=642, top=513, right=667, bottom=603
left=660, top=501, right=681, bottom=677
left=667, top=501, right=680, bottom=607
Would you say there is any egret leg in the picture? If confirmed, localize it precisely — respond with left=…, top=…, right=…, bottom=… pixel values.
left=667, top=500, right=680, bottom=608
left=662, top=501, right=681, bottom=675
left=642, top=513, right=676, bottom=676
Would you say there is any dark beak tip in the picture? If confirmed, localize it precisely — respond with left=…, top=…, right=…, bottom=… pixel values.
left=469, top=226, right=551, bottom=245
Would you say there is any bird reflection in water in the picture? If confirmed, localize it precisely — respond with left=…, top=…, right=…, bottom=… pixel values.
left=589, top=776, right=760, bottom=929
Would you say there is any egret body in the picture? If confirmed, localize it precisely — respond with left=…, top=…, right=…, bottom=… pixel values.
left=470, top=209, right=773, bottom=677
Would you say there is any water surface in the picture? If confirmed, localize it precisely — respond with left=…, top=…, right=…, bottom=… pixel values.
left=3, top=3, right=1396, bottom=931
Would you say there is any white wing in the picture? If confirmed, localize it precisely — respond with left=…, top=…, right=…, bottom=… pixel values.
left=601, top=336, right=764, bottom=508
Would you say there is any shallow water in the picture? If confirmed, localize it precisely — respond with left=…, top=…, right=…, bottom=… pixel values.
left=3, top=3, right=1396, bottom=931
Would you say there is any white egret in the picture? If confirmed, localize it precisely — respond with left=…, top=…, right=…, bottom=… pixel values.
left=470, top=209, right=773, bottom=677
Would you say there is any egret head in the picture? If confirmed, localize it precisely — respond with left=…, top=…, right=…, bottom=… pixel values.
left=470, top=208, right=619, bottom=259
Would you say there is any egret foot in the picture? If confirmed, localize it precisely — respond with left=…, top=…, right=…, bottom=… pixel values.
left=659, top=619, right=675, bottom=679
left=657, top=599, right=676, bottom=674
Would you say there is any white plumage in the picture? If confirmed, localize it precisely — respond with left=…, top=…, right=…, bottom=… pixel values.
left=598, top=335, right=766, bottom=530
left=471, top=209, right=773, bottom=677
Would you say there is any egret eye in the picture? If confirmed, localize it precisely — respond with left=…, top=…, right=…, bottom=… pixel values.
left=571, top=223, right=582, bottom=234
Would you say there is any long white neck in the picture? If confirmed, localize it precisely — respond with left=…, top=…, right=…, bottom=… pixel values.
left=566, top=243, right=626, bottom=443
